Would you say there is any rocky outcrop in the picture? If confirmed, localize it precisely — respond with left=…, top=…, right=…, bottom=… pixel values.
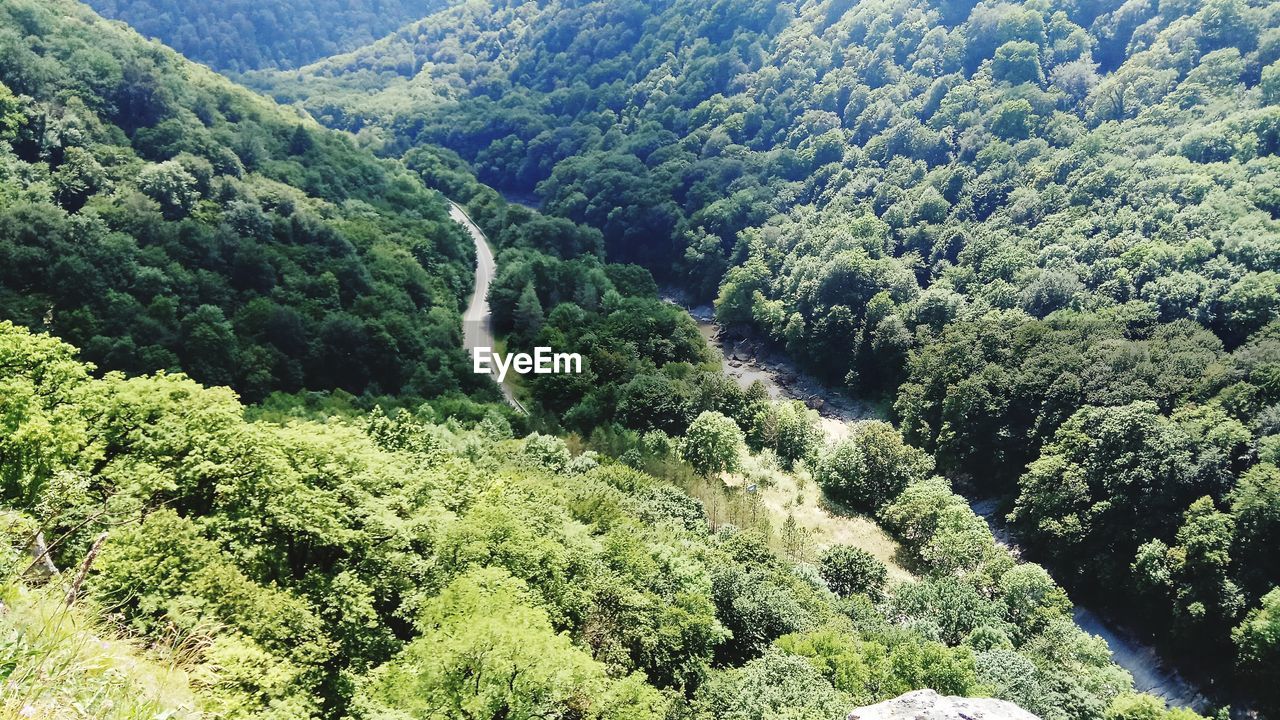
left=847, top=690, right=1040, bottom=720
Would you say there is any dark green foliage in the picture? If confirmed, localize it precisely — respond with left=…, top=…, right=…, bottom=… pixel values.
left=84, top=0, right=446, bottom=72
left=0, top=0, right=481, bottom=402
left=817, top=545, right=888, bottom=600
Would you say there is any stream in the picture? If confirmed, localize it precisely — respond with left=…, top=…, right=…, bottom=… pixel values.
left=674, top=296, right=1214, bottom=714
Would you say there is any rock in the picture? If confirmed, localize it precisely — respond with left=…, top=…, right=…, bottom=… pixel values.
left=847, top=690, right=1040, bottom=720
left=806, top=396, right=824, bottom=410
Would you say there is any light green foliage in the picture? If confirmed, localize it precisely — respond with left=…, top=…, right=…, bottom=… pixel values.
left=880, top=477, right=1012, bottom=583
left=0, top=278, right=1167, bottom=720
left=682, top=411, right=744, bottom=478
left=520, top=432, right=572, bottom=472
left=355, top=568, right=666, bottom=720
left=0, top=81, right=22, bottom=141
left=1105, top=693, right=1208, bottom=720
left=0, top=322, right=92, bottom=508
left=0, top=584, right=202, bottom=719
left=777, top=622, right=981, bottom=706
left=761, top=400, right=823, bottom=470
left=999, top=564, right=1072, bottom=641
left=1232, top=587, right=1280, bottom=707
left=694, top=649, right=851, bottom=720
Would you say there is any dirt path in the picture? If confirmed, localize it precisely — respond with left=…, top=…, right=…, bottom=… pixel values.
left=451, top=200, right=525, bottom=414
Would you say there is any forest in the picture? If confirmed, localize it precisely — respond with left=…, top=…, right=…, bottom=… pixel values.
left=249, top=0, right=1280, bottom=711
left=82, top=0, right=448, bottom=73
left=0, top=0, right=1277, bottom=719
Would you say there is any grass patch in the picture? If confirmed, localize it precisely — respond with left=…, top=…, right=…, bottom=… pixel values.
left=0, top=582, right=202, bottom=720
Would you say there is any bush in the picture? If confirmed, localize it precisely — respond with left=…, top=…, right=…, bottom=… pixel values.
left=817, top=545, right=889, bottom=600
left=814, top=421, right=933, bottom=510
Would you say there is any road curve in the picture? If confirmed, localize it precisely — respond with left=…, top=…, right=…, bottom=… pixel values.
left=449, top=200, right=526, bottom=414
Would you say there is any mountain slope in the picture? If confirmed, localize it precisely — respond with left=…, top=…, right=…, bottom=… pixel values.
left=0, top=317, right=1155, bottom=720
left=248, top=0, right=1280, bottom=708
left=0, top=0, right=483, bottom=401
left=82, top=0, right=449, bottom=73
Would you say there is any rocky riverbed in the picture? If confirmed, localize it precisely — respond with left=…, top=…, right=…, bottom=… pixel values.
left=669, top=293, right=1215, bottom=715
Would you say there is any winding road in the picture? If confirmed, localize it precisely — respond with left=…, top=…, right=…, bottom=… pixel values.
left=451, top=200, right=525, bottom=414
left=455, top=199, right=1213, bottom=711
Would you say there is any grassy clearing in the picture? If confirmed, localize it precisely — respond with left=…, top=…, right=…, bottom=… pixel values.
left=0, top=581, right=202, bottom=720
left=726, top=452, right=913, bottom=584
left=657, top=431, right=912, bottom=584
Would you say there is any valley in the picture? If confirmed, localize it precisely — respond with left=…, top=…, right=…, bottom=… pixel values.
left=691, top=294, right=1215, bottom=714
left=0, top=0, right=1278, bottom=718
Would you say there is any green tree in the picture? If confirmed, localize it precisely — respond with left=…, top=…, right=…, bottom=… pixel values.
left=694, top=650, right=850, bottom=720
left=815, top=421, right=934, bottom=510
left=136, top=160, right=199, bottom=219
left=1234, top=588, right=1280, bottom=714
left=512, top=281, right=545, bottom=346
left=682, top=411, right=744, bottom=478
left=818, top=545, right=888, bottom=600
left=992, top=40, right=1044, bottom=84
left=355, top=568, right=665, bottom=720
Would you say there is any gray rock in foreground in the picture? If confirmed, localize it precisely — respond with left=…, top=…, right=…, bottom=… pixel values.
left=848, top=690, right=1040, bottom=720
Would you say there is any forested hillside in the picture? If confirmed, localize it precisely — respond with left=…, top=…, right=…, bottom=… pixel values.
left=2, top=317, right=1177, bottom=720
left=83, top=0, right=448, bottom=72
left=250, top=0, right=1280, bottom=708
left=2, top=0, right=1279, bottom=717
left=0, top=0, right=483, bottom=402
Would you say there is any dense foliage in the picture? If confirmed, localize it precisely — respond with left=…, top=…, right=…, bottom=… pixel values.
left=1, top=320, right=1172, bottom=720
left=0, top=0, right=483, bottom=402
left=250, top=0, right=1280, bottom=705
left=83, top=0, right=446, bottom=73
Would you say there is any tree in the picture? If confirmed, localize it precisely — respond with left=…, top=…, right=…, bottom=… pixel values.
left=1230, top=463, right=1280, bottom=594
left=0, top=81, right=22, bottom=141
left=818, top=545, right=888, bottom=600
left=772, top=401, right=823, bottom=470
left=1263, top=61, right=1280, bottom=106
left=998, top=564, right=1070, bottom=641
left=694, top=650, right=850, bottom=720
left=355, top=568, right=665, bottom=720
left=780, top=513, right=812, bottom=561
left=137, top=160, right=199, bottom=219
left=992, top=41, right=1044, bottom=84
left=682, top=411, right=744, bottom=478
left=1010, top=402, right=1195, bottom=583
left=1234, top=588, right=1280, bottom=714
left=512, top=281, right=545, bottom=346
left=814, top=421, right=934, bottom=510
left=991, top=99, right=1034, bottom=140
left=1105, top=693, right=1205, bottom=720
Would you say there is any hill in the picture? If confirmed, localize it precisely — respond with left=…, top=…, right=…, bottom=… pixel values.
left=82, top=0, right=449, bottom=73
left=0, top=0, right=483, bottom=402
left=249, top=0, right=1280, bottom=708
left=0, top=314, right=1171, bottom=720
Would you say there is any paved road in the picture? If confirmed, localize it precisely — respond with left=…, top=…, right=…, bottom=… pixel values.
left=450, top=201, right=526, bottom=414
